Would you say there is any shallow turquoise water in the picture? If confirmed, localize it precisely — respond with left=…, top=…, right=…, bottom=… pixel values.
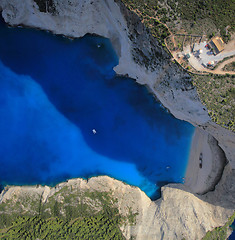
left=0, top=19, right=194, bottom=199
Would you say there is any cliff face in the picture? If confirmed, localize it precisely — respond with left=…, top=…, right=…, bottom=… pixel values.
left=0, top=174, right=234, bottom=240
left=0, top=0, right=234, bottom=166
left=0, top=0, right=235, bottom=239
left=0, top=0, right=209, bottom=123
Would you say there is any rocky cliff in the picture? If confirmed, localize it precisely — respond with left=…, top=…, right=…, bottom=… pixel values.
left=0, top=0, right=210, bottom=124
left=0, top=0, right=235, bottom=239
left=0, top=173, right=235, bottom=240
left=0, top=0, right=234, bottom=165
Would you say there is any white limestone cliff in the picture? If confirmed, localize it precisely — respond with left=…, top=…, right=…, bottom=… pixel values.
left=0, top=0, right=234, bottom=239
left=0, top=175, right=234, bottom=240
left=0, top=0, right=234, bottom=166
left=0, top=0, right=210, bottom=124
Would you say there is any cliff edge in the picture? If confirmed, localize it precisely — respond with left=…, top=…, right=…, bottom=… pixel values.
left=0, top=0, right=234, bottom=239
left=0, top=172, right=235, bottom=240
left=0, top=0, right=234, bottom=165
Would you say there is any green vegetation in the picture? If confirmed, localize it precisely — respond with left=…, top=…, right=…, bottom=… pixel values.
left=0, top=187, right=138, bottom=239
left=202, top=212, right=235, bottom=240
left=223, top=61, right=235, bottom=72
left=34, top=0, right=56, bottom=14
left=0, top=214, right=125, bottom=240
left=121, top=0, right=235, bottom=131
left=127, top=207, right=138, bottom=225
left=122, top=0, right=171, bottom=43
left=176, top=0, right=235, bottom=42
left=193, top=74, right=235, bottom=131
left=122, top=0, right=235, bottom=42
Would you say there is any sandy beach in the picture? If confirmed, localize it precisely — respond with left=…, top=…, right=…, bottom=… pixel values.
left=185, top=127, right=226, bottom=194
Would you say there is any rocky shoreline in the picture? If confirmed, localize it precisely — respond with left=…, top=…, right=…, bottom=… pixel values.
left=0, top=172, right=234, bottom=240
left=0, top=0, right=235, bottom=239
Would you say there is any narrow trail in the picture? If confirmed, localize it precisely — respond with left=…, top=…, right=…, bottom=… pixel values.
left=170, top=35, right=177, bottom=48
left=214, top=56, right=235, bottom=74
left=126, top=4, right=235, bottom=76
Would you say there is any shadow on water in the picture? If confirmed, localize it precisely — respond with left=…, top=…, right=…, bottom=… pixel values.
left=0, top=184, right=3, bottom=193
left=0, top=21, right=194, bottom=199
left=230, top=220, right=235, bottom=240
left=0, top=14, right=4, bottom=25
left=153, top=181, right=173, bottom=199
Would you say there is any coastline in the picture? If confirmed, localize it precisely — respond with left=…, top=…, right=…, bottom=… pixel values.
left=0, top=0, right=235, bottom=238
left=1, top=174, right=234, bottom=240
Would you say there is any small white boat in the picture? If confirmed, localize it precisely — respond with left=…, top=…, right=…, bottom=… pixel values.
left=92, top=129, right=97, bottom=134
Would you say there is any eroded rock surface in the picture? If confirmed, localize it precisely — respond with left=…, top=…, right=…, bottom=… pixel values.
left=0, top=0, right=235, bottom=239
left=0, top=0, right=209, bottom=124
left=0, top=176, right=234, bottom=240
left=0, top=0, right=234, bottom=167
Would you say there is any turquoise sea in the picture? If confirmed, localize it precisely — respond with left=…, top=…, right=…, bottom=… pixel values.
left=0, top=18, right=194, bottom=199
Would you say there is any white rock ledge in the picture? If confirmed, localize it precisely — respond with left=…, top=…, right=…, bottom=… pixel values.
left=0, top=0, right=234, bottom=166
left=0, top=0, right=235, bottom=239
left=0, top=174, right=234, bottom=240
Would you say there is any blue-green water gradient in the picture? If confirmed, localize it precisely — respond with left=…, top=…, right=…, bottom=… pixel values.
left=0, top=20, right=194, bottom=199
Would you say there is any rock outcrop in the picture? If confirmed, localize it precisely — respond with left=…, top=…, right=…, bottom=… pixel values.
left=0, top=0, right=209, bottom=124
left=0, top=175, right=235, bottom=240
left=0, top=0, right=234, bottom=166
left=0, top=0, right=235, bottom=239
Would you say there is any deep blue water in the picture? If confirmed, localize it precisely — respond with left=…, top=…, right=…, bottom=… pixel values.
left=0, top=19, right=194, bottom=199
left=230, top=221, right=235, bottom=240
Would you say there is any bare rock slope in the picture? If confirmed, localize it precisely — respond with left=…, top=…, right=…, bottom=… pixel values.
left=0, top=0, right=234, bottom=165
left=0, top=0, right=210, bottom=125
left=0, top=173, right=235, bottom=240
left=0, top=0, right=235, bottom=239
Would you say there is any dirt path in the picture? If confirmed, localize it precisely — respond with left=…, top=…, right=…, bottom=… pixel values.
left=224, top=38, right=235, bottom=52
left=200, top=36, right=235, bottom=75
left=170, top=35, right=177, bottom=48
left=214, top=56, right=235, bottom=74
left=138, top=11, right=235, bottom=76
